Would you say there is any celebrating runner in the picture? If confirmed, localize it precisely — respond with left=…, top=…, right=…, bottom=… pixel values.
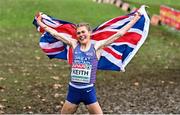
left=36, top=6, right=144, bottom=114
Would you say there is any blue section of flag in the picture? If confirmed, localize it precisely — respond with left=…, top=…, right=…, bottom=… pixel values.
left=98, top=56, right=121, bottom=71
left=132, top=16, right=145, bottom=31
left=40, top=32, right=59, bottom=43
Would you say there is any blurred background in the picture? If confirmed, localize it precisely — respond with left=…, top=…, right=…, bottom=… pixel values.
left=0, top=0, right=179, bottom=114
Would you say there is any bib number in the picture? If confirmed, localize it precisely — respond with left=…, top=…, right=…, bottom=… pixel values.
left=71, top=64, right=92, bottom=83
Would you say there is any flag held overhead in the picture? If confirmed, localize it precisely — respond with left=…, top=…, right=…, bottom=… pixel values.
left=33, top=6, right=150, bottom=71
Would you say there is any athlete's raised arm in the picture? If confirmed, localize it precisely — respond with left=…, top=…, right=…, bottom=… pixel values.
left=94, top=6, right=145, bottom=51
left=36, top=12, right=77, bottom=48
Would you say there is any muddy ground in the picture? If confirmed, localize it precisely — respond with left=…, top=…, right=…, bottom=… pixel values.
left=75, top=69, right=180, bottom=114
left=1, top=67, right=180, bottom=114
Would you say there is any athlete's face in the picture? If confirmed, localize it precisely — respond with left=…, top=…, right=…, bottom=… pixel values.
left=76, top=26, right=91, bottom=45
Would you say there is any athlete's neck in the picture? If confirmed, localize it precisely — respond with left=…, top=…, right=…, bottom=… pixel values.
left=80, top=41, right=91, bottom=52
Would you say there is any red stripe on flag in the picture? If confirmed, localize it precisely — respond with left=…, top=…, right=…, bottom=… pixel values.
left=56, top=24, right=77, bottom=39
left=68, top=47, right=73, bottom=65
left=103, top=47, right=122, bottom=59
left=95, top=16, right=129, bottom=31
left=42, top=46, right=65, bottom=53
left=92, top=32, right=141, bottom=45
left=91, top=31, right=116, bottom=41
left=114, top=32, right=142, bottom=45
left=39, top=27, right=45, bottom=34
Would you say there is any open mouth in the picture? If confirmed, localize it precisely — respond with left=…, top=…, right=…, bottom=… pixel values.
left=79, top=35, right=86, bottom=41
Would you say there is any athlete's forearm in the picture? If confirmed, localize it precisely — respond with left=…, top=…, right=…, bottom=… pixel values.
left=36, top=15, right=72, bottom=45
left=107, top=13, right=141, bottom=43
left=95, top=13, right=141, bottom=50
left=117, top=13, right=141, bottom=36
left=37, top=20, right=57, bottom=37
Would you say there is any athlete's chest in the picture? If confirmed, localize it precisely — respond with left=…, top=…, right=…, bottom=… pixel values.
left=73, top=49, right=95, bottom=64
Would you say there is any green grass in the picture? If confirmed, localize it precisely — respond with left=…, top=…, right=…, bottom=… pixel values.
left=0, top=0, right=126, bottom=28
left=0, top=0, right=180, bottom=114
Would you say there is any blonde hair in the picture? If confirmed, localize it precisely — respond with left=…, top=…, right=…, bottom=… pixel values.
left=76, top=22, right=92, bottom=31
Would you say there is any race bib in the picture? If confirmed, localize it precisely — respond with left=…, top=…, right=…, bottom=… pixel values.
left=71, top=63, right=92, bottom=83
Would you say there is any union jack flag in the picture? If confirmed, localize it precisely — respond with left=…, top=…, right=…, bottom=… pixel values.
left=33, top=8, right=150, bottom=71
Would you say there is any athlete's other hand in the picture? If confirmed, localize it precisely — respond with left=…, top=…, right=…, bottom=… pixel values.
left=136, top=5, right=149, bottom=16
left=36, top=12, right=43, bottom=22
